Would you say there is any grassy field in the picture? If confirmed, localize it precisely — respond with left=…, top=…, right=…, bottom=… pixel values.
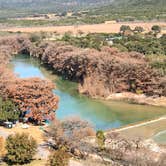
left=0, top=124, right=45, bottom=144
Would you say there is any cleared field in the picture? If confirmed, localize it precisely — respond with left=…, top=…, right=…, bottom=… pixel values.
left=1, top=22, right=166, bottom=34
left=112, top=116, right=166, bottom=141
left=0, top=124, right=45, bottom=144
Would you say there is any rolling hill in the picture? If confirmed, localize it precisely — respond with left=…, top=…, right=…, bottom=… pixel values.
left=0, top=0, right=113, bottom=18
left=0, top=0, right=165, bottom=21
left=88, top=0, right=166, bottom=22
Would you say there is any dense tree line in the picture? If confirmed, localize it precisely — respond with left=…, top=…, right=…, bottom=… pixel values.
left=60, top=28, right=166, bottom=56
left=0, top=35, right=165, bottom=108
left=113, top=33, right=166, bottom=55
left=0, top=36, right=59, bottom=123
left=26, top=38, right=165, bottom=98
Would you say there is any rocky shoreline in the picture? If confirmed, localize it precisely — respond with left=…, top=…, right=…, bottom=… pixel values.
left=106, top=92, right=166, bottom=107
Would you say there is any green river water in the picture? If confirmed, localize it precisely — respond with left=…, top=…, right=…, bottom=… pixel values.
left=11, top=55, right=166, bottom=131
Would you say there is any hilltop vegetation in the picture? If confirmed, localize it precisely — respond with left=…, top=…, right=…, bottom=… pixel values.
left=88, top=0, right=166, bottom=23
left=0, top=0, right=113, bottom=18
left=0, top=0, right=165, bottom=22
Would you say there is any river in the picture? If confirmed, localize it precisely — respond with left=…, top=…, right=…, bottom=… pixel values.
left=11, top=55, right=166, bottom=130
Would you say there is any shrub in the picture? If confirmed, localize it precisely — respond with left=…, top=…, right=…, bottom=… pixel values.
left=96, top=130, right=105, bottom=151
left=49, top=149, right=70, bottom=166
left=6, top=133, right=37, bottom=164
left=47, top=117, right=95, bottom=155
left=134, top=26, right=144, bottom=33
left=120, top=25, right=131, bottom=34
left=151, top=25, right=161, bottom=34
left=30, top=33, right=41, bottom=42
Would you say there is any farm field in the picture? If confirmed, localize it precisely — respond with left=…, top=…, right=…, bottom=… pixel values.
left=1, top=21, right=166, bottom=34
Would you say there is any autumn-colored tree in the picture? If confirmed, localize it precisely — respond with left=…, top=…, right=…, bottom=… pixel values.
left=0, top=36, right=59, bottom=124
left=0, top=35, right=165, bottom=106
left=6, top=78, right=59, bottom=123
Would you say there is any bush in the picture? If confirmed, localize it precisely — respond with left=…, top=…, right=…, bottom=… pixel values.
left=30, top=33, right=41, bottom=42
left=49, top=149, right=70, bottom=166
left=151, top=25, right=161, bottom=34
left=47, top=117, right=95, bottom=155
left=6, top=133, right=37, bottom=164
left=96, top=130, right=105, bottom=151
left=134, top=26, right=144, bottom=33
left=120, top=25, right=131, bottom=34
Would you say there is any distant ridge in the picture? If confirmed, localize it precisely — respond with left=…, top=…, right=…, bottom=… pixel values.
left=0, top=0, right=113, bottom=11
left=0, top=0, right=165, bottom=19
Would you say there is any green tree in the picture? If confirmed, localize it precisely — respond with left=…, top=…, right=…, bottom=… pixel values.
left=0, top=98, right=20, bottom=122
left=160, top=34, right=166, bottom=54
left=6, top=133, right=37, bottom=164
left=151, top=25, right=161, bottom=34
left=134, top=26, right=144, bottom=33
left=62, top=32, right=72, bottom=42
left=29, top=33, right=41, bottom=42
left=120, top=25, right=131, bottom=34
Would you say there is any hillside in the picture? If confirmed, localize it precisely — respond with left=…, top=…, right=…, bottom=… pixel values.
left=0, top=0, right=165, bottom=21
left=112, top=0, right=166, bottom=7
left=0, top=0, right=113, bottom=9
left=88, top=0, right=166, bottom=22
left=0, top=0, right=113, bottom=18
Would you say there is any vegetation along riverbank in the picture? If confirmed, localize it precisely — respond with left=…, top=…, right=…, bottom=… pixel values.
left=0, top=0, right=166, bottom=166
left=0, top=25, right=166, bottom=165
left=1, top=27, right=166, bottom=106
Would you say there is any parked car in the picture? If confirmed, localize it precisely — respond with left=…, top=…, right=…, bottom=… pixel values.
left=4, top=122, right=13, bottom=128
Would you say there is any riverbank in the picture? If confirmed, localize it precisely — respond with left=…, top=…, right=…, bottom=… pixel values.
left=0, top=35, right=166, bottom=109
left=12, top=55, right=166, bottom=131
left=107, top=92, right=166, bottom=107
left=110, top=116, right=166, bottom=142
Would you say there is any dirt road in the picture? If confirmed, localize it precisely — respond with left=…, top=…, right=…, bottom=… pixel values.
left=1, top=22, right=166, bottom=34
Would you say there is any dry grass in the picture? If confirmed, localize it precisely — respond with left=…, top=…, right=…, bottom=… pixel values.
left=0, top=124, right=45, bottom=144
left=1, top=22, right=166, bottom=34
left=0, top=137, right=6, bottom=157
left=116, top=118, right=166, bottom=140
